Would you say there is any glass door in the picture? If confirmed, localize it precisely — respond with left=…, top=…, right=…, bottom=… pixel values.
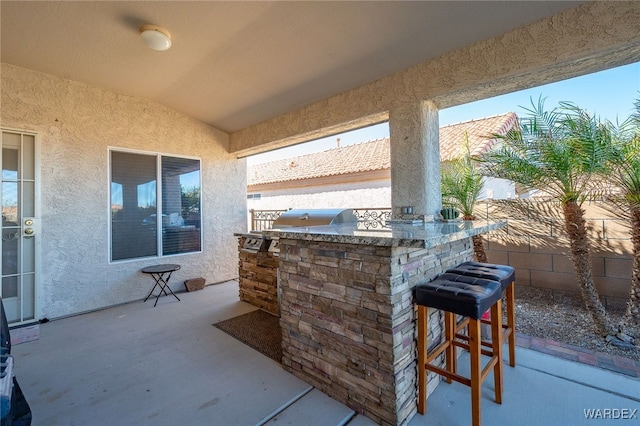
left=1, top=130, right=38, bottom=325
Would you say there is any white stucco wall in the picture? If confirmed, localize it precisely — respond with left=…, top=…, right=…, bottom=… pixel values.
left=1, top=63, right=246, bottom=319
left=248, top=176, right=515, bottom=217
left=248, top=180, right=391, bottom=212
left=480, top=177, right=516, bottom=200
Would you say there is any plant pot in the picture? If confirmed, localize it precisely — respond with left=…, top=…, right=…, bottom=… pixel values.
left=184, top=277, right=205, bottom=292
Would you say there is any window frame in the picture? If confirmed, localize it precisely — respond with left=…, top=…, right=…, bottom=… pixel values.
left=108, top=147, right=202, bottom=263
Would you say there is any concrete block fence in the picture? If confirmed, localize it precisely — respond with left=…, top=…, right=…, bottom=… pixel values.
left=476, top=200, right=633, bottom=305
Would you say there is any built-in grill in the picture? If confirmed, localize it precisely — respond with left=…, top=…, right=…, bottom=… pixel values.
left=236, top=209, right=358, bottom=316
left=241, top=233, right=266, bottom=253
left=271, top=208, right=357, bottom=228
left=268, top=209, right=357, bottom=255
left=267, top=239, right=280, bottom=254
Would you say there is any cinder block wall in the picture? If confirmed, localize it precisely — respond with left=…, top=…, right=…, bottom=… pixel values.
left=476, top=200, right=633, bottom=305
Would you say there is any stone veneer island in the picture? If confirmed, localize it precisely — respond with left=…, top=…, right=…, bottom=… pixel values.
left=263, top=220, right=504, bottom=425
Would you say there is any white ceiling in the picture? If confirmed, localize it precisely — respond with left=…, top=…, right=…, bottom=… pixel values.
left=1, top=1, right=584, bottom=133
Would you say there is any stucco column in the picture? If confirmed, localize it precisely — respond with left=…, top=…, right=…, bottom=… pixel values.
left=388, top=100, right=441, bottom=220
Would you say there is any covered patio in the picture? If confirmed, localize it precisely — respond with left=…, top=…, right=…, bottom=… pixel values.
left=11, top=282, right=639, bottom=425
left=3, top=2, right=640, bottom=425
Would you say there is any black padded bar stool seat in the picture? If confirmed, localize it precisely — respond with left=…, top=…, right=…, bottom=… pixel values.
left=446, top=261, right=516, bottom=367
left=447, top=261, right=514, bottom=290
left=416, top=274, right=504, bottom=426
left=415, top=274, right=502, bottom=320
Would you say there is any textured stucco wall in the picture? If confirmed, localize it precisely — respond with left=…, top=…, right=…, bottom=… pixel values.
left=389, top=100, right=440, bottom=217
left=1, top=63, right=246, bottom=319
left=248, top=180, right=391, bottom=211
left=247, top=176, right=515, bottom=213
left=230, top=1, right=640, bottom=155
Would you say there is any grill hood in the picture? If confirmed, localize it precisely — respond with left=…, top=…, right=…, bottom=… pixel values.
left=271, top=208, right=357, bottom=228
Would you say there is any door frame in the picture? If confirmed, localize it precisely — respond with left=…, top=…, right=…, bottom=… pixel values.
left=1, top=127, right=41, bottom=326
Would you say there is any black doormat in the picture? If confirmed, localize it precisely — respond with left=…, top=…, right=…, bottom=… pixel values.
left=213, top=309, right=282, bottom=363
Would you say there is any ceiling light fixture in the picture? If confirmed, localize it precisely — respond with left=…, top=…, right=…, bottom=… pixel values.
left=140, top=24, right=172, bottom=51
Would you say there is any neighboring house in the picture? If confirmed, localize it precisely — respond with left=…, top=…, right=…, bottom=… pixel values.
left=247, top=113, right=519, bottom=211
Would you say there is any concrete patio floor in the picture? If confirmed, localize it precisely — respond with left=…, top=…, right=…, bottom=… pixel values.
left=10, top=281, right=639, bottom=425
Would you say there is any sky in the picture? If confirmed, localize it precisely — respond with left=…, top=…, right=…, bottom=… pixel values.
left=247, top=61, right=640, bottom=165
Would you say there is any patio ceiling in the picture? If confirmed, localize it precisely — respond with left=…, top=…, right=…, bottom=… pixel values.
left=0, top=1, right=584, bottom=134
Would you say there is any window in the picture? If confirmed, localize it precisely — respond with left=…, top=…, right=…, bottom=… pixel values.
left=110, top=150, right=201, bottom=261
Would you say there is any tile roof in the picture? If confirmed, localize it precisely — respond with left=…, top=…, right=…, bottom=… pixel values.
left=439, top=112, right=518, bottom=161
left=248, top=112, right=518, bottom=186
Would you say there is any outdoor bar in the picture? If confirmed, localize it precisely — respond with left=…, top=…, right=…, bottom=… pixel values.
left=263, top=219, right=504, bottom=425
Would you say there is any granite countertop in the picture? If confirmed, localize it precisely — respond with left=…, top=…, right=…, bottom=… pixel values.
left=262, top=220, right=505, bottom=248
left=234, top=231, right=266, bottom=238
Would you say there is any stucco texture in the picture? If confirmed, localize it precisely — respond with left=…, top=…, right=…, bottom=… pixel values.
left=248, top=181, right=391, bottom=212
left=1, top=63, right=245, bottom=319
left=229, top=1, right=640, bottom=154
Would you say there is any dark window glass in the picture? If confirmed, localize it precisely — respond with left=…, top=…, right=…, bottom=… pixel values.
left=110, top=152, right=201, bottom=261
left=161, top=156, right=201, bottom=255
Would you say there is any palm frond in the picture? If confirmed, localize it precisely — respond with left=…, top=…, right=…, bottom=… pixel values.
left=441, top=132, right=485, bottom=217
left=607, top=127, right=640, bottom=209
left=480, top=96, right=616, bottom=206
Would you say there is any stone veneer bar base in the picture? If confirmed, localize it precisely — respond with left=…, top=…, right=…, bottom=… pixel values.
left=278, top=237, right=474, bottom=425
left=237, top=236, right=279, bottom=316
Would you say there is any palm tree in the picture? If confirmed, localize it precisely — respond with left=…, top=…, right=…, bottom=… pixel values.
left=605, top=98, right=640, bottom=342
left=441, top=132, right=488, bottom=262
left=481, top=97, right=617, bottom=338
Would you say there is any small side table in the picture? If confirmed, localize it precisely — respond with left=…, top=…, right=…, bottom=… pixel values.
left=141, top=264, right=181, bottom=307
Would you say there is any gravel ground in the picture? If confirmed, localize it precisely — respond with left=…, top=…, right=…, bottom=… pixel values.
left=514, top=286, right=640, bottom=361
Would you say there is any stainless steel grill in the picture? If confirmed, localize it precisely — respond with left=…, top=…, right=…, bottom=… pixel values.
left=271, top=208, right=357, bottom=228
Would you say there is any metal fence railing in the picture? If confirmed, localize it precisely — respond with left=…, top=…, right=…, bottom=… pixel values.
left=351, top=208, right=393, bottom=229
left=249, top=209, right=289, bottom=232
left=249, top=208, right=392, bottom=231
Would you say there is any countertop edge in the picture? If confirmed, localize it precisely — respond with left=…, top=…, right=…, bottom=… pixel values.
left=262, top=220, right=505, bottom=248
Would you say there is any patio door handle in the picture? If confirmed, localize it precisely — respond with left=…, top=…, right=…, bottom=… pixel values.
left=23, top=218, right=37, bottom=237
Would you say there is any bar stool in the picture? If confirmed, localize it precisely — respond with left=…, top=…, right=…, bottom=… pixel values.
left=446, top=261, right=516, bottom=367
left=416, top=273, right=504, bottom=426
